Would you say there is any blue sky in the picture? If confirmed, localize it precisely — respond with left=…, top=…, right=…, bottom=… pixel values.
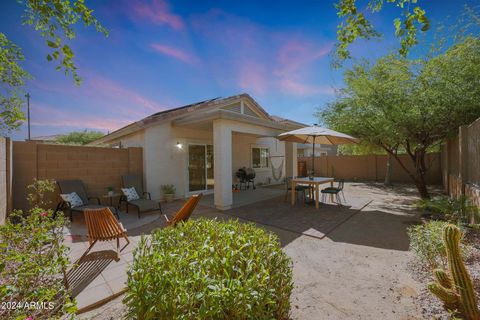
left=0, top=0, right=475, bottom=140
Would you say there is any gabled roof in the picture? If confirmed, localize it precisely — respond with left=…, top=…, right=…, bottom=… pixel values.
left=89, top=93, right=305, bottom=145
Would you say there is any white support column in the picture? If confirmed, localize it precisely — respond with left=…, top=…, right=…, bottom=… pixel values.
left=213, top=120, right=233, bottom=210
left=285, top=142, right=297, bottom=178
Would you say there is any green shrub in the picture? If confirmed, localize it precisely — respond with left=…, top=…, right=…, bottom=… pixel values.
left=124, top=218, right=293, bottom=320
left=408, top=220, right=470, bottom=269
left=160, top=184, right=176, bottom=194
left=416, top=195, right=479, bottom=224
left=0, top=179, right=75, bottom=319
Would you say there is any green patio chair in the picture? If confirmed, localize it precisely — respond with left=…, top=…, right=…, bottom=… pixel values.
left=285, top=176, right=312, bottom=203
left=321, top=180, right=346, bottom=204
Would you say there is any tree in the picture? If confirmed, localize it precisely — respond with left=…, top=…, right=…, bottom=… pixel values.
left=320, top=37, right=480, bottom=198
left=0, top=0, right=107, bottom=134
left=55, top=130, right=104, bottom=145
left=334, top=0, right=429, bottom=66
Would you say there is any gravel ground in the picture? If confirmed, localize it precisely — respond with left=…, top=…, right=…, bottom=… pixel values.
left=409, top=227, right=480, bottom=319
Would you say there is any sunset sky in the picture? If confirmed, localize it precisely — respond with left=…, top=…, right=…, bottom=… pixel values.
left=0, top=0, right=475, bottom=140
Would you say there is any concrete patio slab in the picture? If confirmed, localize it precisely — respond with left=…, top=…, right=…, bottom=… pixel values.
left=199, top=185, right=286, bottom=208
left=74, top=182, right=430, bottom=319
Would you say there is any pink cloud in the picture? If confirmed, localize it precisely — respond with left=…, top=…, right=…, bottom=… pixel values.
left=31, top=104, right=130, bottom=132
left=279, top=79, right=335, bottom=95
left=275, top=40, right=333, bottom=77
left=129, top=0, right=184, bottom=30
left=238, top=62, right=268, bottom=95
left=150, top=43, right=198, bottom=65
left=86, top=75, right=166, bottom=112
left=190, top=9, right=335, bottom=97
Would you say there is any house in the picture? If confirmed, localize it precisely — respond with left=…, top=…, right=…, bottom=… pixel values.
left=30, top=134, right=61, bottom=143
left=297, top=143, right=338, bottom=157
left=89, top=93, right=305, bottom=210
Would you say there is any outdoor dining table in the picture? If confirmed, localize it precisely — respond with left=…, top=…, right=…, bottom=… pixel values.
left=291, top=177, right=334, bottom=209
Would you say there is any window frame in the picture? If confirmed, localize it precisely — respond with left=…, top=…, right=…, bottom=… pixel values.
left=251, top=145, right=270, bottom=169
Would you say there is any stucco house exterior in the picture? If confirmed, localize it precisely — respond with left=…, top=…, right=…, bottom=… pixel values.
left=89, top=93, right=305, bottom=210
left=297, top=143, right=338, bottom=157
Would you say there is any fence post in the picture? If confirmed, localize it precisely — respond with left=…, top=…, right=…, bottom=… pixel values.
left=459, top=125, right=469, bottom=196
left=443, top=142, right=449, bottom=194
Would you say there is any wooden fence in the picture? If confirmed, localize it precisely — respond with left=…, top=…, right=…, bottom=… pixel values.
left=11, top=141, right=143, bottom=212
left=442, top=117, right=480, bottom=207
left=298, top=153, right=442, bottom=184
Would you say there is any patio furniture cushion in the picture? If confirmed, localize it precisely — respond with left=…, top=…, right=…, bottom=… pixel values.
left=128, top=198, right=159, bottom=212
left=122, top=187, right=140, bottom=201
left=320, top=188, right=340, bottom=194
left=122, top=175, right=144, bottom=195
left=60, top=192, right=84, bottom=208
left=57, top=180, right=89, bottom=204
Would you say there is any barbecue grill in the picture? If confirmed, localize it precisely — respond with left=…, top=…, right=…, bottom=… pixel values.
left=235, top=167, right=256, bottom=190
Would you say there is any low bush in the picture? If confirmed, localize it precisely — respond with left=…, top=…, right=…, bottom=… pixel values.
left=0, top=179, right=75, bottom=319
left=124, top=218, right=293, bottom=320
left=416, top=195, right=479, bottom=225
left=408, top=220, right=470, bottom=269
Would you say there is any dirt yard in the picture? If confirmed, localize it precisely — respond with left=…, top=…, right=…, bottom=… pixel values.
left=79, top=183, right=430, bottom=320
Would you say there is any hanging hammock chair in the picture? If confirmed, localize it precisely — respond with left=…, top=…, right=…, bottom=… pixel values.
left=270, top=157, right=284, bottom=181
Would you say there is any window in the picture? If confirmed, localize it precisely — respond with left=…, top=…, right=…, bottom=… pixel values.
left=252, top=147, right=269, bottom=169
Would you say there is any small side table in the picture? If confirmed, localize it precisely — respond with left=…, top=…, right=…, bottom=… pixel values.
left=102, top=193, right=121, bottom=207
left=102, top=193, right=121, bottom=219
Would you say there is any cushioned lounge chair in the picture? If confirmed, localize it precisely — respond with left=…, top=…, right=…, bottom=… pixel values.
left=163, top=193, right=202, bottom=227
left=56, top=180, right=119, bottom=221
left=120, top=174, right=163, bottom=218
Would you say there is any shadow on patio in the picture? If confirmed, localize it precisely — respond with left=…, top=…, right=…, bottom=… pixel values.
left=68, top=250, right=120, bottom=298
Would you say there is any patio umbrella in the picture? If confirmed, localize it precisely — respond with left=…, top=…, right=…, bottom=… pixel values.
left=277, top=124, right=358, bottom=176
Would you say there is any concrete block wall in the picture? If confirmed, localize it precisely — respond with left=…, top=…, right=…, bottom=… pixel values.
left=299, top=153, right=442, bottom=184
left=0, top=137, right=10, bottom=225
left=12, top=142, right=143, bottom=212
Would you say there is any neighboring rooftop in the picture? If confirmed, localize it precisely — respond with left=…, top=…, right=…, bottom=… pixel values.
left=30, top=134, right=60, bottom=142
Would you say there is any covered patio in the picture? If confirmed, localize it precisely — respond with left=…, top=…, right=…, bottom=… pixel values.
left=172, top=105, right=300, bottom=210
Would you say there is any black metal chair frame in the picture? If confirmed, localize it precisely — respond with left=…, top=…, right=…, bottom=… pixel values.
left=321, top=180, right=346, bottom=204
left=120, top=175, right=163, bottom=218
left=55, top=180, right=119, bottom=221
left=285, top=177, right=312, bottom=203
left=118, top=192, right=163, bottom=218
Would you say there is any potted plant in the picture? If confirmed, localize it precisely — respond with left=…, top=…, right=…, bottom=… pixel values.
left=161, top=184, right=176, bottom=203
left=107, top=186, right=115, bottom=196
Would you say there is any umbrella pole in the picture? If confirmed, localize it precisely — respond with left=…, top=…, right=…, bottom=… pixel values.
left=312, top=136, right=316, bottom=177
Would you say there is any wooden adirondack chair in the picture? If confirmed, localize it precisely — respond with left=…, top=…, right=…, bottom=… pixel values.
left=80, top=208, right=130, bottom=261
left=163, top=194, right=203, bottom=227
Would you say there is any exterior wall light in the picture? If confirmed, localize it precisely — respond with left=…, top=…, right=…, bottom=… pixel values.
left=176, top=141, right=183, bottom=149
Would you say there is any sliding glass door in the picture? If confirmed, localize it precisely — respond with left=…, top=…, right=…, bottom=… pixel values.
left=188, top=144, right=214, bottom=192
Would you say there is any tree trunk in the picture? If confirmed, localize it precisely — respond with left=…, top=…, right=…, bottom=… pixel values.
left=385, top=148, right=431, bottom=199
left=415, top=177, right=430, bottom=199
left=384, top=153, right=392, bottom=186
left=414, top=150, right=430, bottom=199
